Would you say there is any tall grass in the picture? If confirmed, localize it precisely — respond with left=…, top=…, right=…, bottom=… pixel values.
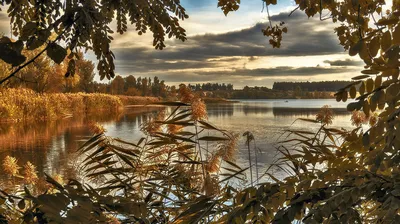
left=0, top=88, right=158, bottom=122
left=118, top=95, right=160, bottom=105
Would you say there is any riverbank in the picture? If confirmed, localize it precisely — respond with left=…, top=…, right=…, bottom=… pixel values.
left=0, top=88, right=160, bottom=122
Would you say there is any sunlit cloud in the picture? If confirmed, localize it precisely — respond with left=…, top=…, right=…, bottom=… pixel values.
left=0, top=1, right=364, bottom=88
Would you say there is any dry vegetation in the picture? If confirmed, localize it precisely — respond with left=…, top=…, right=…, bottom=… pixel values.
left=117, top=95, right=160, bottom=105
left=0, top=88, right=160, bottom=122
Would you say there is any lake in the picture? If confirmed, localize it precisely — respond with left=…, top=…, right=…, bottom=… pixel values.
left=0, top=99, right=354, bottom=185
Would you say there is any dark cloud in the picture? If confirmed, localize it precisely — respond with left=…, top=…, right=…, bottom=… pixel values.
left=324, top=59, right=363, bottom=67
left=115, top=59, right=222, bottom=72
left=113, top=10, right=343, bottom=74
left=194, top=66, right=351, bottom=77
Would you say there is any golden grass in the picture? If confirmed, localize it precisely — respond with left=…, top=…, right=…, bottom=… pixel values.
left=0, top=88, right=159, bottom=122
left=117, top=95, right=160, bottom=105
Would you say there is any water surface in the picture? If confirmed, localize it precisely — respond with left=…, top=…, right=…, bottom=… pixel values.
left=0, top=99, right=353, bottom=184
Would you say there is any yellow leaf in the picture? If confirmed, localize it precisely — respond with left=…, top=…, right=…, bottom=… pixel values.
left=376, top=17, right=399, bottom=26
left=359, top=82, right=365, bottom=95
left=387, top=83, right=400, bottom=97
left=369, top=36, right=380, bottom=57
left=378, top=91, right=386, bottom=110
left=370, top=97, right=377, bottom=112
left=366, top=78, right=374, bottom=92
left=363, top=100, right=370, bottom=117
left=342, top=91, right=348, bottom=102
left=350, top=86, right=357, bottom=98
left=375, top=75, right=382, bottom=87
left=359, top=40, right=369, bottom=60
left=381, top=31, right=392, bottom=52
left=336, top=92, right=342, bottom=102
left=361, top=69, right=379, bottom=74
left=278, top=192, right=286, bottom=205
left=349, top=41, right=362, bottom=56
left=287, top=186, right=295, bottom=198
left=393, top=25, right=400, bottom=45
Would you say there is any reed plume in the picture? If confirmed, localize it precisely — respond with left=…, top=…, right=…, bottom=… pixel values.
left=23, top=162, right=39, bottom=185
left=351, top=111, right=368, bottom=127
left=178, top=84, right=194, bottom=103
left=2, top=156, right=20, bottom=177
left=316, top=105, right=334, bottom=125
left=216, top=134, right=238, bottom=162
left=191, top=98, right=207, bottom=121
left=206, top=153, right=221, bottom=173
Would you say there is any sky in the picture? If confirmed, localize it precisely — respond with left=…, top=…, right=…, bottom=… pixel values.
left=0, top=0, right=365, bottom=88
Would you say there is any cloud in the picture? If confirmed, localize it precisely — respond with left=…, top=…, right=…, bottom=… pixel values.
left=113, top=11, right=342, bottom=62
left=0, top=11, right=9, bottom=34
left=194, top=66, right=352, bottom=77
left=114, top=59, right=222, bottom=72
left=324, top=59, right=363, bottom=67
left=0, top=11, right=7, bottom=20
left=103, top=10, right=359, bottom=87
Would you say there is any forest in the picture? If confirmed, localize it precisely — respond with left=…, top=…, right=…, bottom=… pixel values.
left=187, top=84, right=335, bottom=99
left=0, top=0, right=399, bottom=223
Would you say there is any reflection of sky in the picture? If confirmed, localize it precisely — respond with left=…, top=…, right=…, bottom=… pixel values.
left=0, top=99, right=357, bottom=184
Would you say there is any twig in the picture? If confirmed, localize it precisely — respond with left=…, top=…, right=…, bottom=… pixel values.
left=266, top=3, right=273, bottom=28
left=289, top=6, right=300, bottom=17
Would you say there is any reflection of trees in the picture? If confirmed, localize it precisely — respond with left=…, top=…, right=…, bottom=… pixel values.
left=0, top=119, right=90, bottom=181
left=0, top=107, right=163, bottom=182
left=206, top=103, right=350, bottom=118
left=272, top=107, right=349, bottom=117
left=242, top=105, right=273, bottom=115
left=206, top=104, right=234, bottom=117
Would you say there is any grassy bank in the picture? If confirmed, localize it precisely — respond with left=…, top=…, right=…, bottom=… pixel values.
left=118, top=95, right=160, bottom=105
left=0, top=88, right=159, bottom=122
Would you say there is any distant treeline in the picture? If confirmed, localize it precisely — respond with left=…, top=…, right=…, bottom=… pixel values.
left=188, top=83, right=234, bottom=91
left=230, top=86, right=332, bottom=99
left=95, top=75, right=171, bottom=98
left=186, top=81, right=349, bottom=99
left=272, top=81, right=353, bottom=92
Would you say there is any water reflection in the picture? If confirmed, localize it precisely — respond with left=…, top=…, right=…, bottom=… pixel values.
left=0, top=107, right=161, bottom=182
left=0, top=99, right=353, bottom=183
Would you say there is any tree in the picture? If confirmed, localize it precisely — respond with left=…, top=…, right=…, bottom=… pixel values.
left=110, top=75, right=125, bottom=95
left=152, top=76, right=160, bottom=96
left=124, top=75, right=137, bottom=92
left=125, top=87, right=142, bottom=96
left=76, top=52, right=95, bottom=93
left=0, top=39, right=85, bottom=93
